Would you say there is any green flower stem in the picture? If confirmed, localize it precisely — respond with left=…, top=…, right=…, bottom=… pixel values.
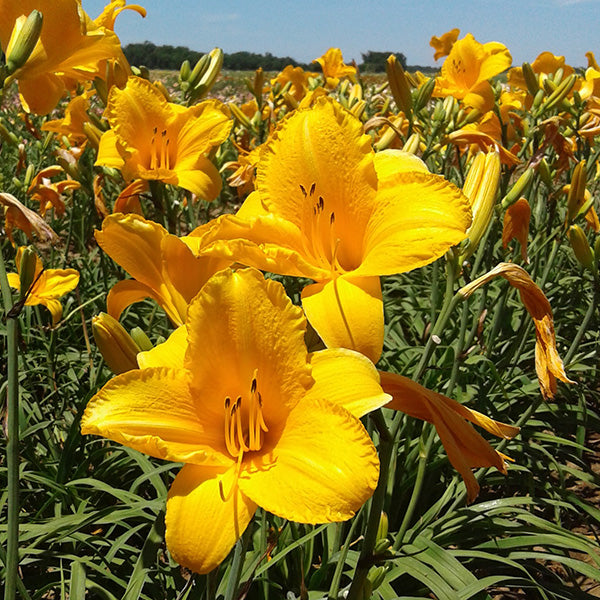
left=392, top=425, right=435, bottom=550
left=346, top=411, right=393, bottom=600
left=0, top=248, right=20, bottom=600
left=564, top=278, right=599, bottom=366
left=223, top=525, right=251, bottom=600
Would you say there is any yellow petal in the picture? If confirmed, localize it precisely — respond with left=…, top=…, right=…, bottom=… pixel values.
left=373, top=149, right=429, bottom=182
left=301, top=275, right=384, bottom=363
left=306, top=348, right=391, bottom=417
left=137, top=325, right=187, bottom=370
left=81, top=367, right=231, bottom=466
left=18, top=74, right=66, bottom=115
left=185, top=268, right=314, bottom=428
left=106, top=279, right=173, bottom=323
left=96, top=129, right=126, bottom=170
left=166, top=464, right=257, bottom=574
left=199, top=212, right=328, bottom=280
left=239, top=397, right=379, bottom=523
left=357, top=171, right=471, bottom=276
left=257, top=97, right=378, bottom=267
left=38, top=298, right=63, bottom=325
left=174, top=156, right=222, bottom=200
left=35, top=268, right=79, bottom=299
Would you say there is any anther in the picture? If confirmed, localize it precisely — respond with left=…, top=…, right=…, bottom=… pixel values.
left=299, top=184, right=307, bottom=197
left=309, top=182, right=316, bottom=196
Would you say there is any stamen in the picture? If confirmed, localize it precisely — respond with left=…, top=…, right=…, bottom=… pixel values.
left=218, top=451, right=243, bottom=502
left=299, top=184, right=307, bottom=198
left=235, top=397, right=249, bottom=453
left=309, top=182, right=316, bottom=196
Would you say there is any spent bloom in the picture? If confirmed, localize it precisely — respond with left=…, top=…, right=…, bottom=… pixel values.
left=81, top=267, right=389, bottom=574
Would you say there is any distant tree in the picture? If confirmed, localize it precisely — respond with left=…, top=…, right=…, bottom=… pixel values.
left=360, top=51, right=407, bottom=72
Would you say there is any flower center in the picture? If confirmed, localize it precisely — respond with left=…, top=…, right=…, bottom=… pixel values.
left=223, top=369, right=269, bottom=459
left=300, top=183, right=344, bottom=276
left=149, top=126, right=172, bottom=171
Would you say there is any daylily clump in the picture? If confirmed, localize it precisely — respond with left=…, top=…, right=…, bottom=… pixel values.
left=81, top=267, right=390, bottom=574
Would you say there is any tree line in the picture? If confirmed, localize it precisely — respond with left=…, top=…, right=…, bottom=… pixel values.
left=122, top=43, right=414, bottom=73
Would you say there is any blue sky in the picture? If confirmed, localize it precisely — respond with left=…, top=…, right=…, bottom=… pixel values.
left=84, top=0, right=600, bottom=67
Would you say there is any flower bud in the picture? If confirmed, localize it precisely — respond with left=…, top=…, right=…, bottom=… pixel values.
left=413, top=76, right=435, bottom=112
left=179, top=59, right=191, bottom=82
left=521, top=62, right=539, bottom=96
left=92, top=313, right=141, bottom=374
left=537, top=157, right=553, bottom=188
left=538, top=73, right=577, bottom=116
left=367, top=566, right=387, bottom=591
left=501, top=167, right=534, bottom=210
left=568, top=224, right=595, bottom=271
left=130, top=326, right=153, bottom=351
left=18, top=246, right=38, bottom=301
left=565, top=160, right=587, bottom=225
left=386, top=54, right=412, bottom=119
left=5, top=10, right=43, bottom=75
left=461, top=152, right=501, bottom=259
left=403, top=132, right=420, bottom=154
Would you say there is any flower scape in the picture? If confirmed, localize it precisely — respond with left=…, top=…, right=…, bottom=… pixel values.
left=1, top=4, right=599, bottom=599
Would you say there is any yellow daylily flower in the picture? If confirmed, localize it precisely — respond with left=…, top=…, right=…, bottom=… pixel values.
left=81, top=268, right=389, bottom=574
left=313, top=48, right=356, bottom=88
left=380, top=371, right=519, bottom=502
left=270, top=65, right=315, bottom=103
left=193, top=98, right=471, bottom=363
left=96, top=76, right=232, bottom=199
left=95, top=213, right=230, bottom=326
left=508, top=51, right=574, bottom=93
left=0, top=0, right=125, bottom=114
left=7, top=246, right=79, bottom=324
left=41, top=92, right=94, bottom=147
left=430, top=28, right=460, bottom=61
left=434, top=33, right=512, bottom=112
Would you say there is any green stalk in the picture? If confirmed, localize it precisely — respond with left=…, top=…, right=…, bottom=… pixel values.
left=346, top=411, right=393, bottom=600
left=223, top=526, right=251, bottom=600
left=0, top=248, right=20, bottom=600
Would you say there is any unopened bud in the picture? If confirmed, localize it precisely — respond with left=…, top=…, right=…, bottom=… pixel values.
left=462, top=152, right=501, bottom=259
left=537, top=158, right=553, bottom=188
left=568, top=225, right=595, bottom=271
left=130, top=326, right=153, bottom=351
left=521, top=62, right=539, bottom=96
left=5, top=10, right=43, bottom=74
left=532, top=88, right=545, bottom=110
left=367, top=566, right=387, bottom=591
left=386, top=54, right=412, bottom=119
left=18, top=246, right=38, bottom=301
left=179, top=59, right=191, bottom=82
left=501, top=167, right=534, bottom=209
left=403, top=132, right=420, bottom=154
left=190, top=48, right=223, bottom=101
left=566, top=160, right=587, bottom=225
left=538, top=73, right=577, bottom=116
left=227, top=102, right=253, bottom=129
left=414, top=76, right=435, bottom=112
left=23, top=163, right=35, bottom=188
left=92, top=313, right=141, bottom=374
left=83, top=122, right=102, bottom=151
left=0, top=119, right=19, bottom=145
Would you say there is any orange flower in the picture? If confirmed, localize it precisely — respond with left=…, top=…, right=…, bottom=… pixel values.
left=459, top=263, right=574, bottom=399
left=430, top=28, right=460, bottom=61
left=27, top=165, right=81, bottom=217
left=502, top=197, right=531, bottom=262
left=380, top=371, right=519, bottom=502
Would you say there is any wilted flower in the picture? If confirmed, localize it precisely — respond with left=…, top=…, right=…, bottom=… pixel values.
left=502, top=197, right=531, bottom=262
left=27, top=165, right=81, bottom=217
